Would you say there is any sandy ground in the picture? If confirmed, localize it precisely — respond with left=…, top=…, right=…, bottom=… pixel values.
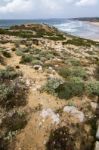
left=89, top=22, right=99, bottom=26
left=84, top=21, right=99, bottom=27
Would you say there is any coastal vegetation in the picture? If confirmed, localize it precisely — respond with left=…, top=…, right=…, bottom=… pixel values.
left=0, top=23, right=99, bottom=150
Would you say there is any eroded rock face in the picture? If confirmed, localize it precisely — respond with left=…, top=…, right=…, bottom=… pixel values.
left=63, top=106, right=85, bottom=122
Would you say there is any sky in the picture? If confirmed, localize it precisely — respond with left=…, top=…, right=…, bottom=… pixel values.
left=0, top=0, right=99, bottom=19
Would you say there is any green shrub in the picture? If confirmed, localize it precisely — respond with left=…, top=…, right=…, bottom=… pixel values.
left=69, top=59, right=81, bottom=66
left=0, top=67, right=27, bottom=109
left=85, top=81, right=99, bottom=96
left=0, top=79, right=27, bottom=109
left=0, top=67, right=20, bottom=81
left=21, top=48, right=30, bottom=53
left=32, top=59, right=42, bottom=65
left=42, top=78, right=64, bottom=94
left=55, top=78, right=84, bottom=99
left=20, top=54, right=33, bottom=63
left=16, top=50, right=24, bottom=56
left=42, top=77, right=84, bottom=99
left=2, top=111, right=27, bottom=132
left=46, top=53, right=54, bottom=60
left=2, top=51, right=11, bottom=58
left=0, top=84, right=13, bottom=102
left=0, top=110, right=28, bottom=150
left=63, top=38, right=90, bottom=47
left=59, top=67, right=87, bottom=79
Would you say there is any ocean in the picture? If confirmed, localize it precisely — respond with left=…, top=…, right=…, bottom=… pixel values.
left=0, top=19, right=99, bottom=40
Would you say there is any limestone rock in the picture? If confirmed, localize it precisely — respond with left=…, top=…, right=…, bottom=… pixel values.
left=63, top=106, right=85, bottom=122
left=40, top=108, right=60, bottom=125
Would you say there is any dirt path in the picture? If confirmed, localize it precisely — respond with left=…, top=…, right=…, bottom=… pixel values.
left=5, top=52, right=66, bottom=150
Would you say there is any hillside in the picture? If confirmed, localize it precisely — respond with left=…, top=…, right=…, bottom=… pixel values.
left=0, top=24, right=99, bottom=150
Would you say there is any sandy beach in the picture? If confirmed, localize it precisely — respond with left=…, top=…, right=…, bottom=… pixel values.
left=88, top=21, right=99, bottom=26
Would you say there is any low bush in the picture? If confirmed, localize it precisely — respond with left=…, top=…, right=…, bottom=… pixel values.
left=0, top=66, right=20, bottom=81
left=32, top=59, right=42, bottom=65
left=55, top=77, right=84, bottom=99
left=59, top=67, right=87, bottom=79
left=2, top=51, right=11, bottom=58
left=42, top=77, right=84, bottom=100
left=42, top=78, right=64, bottom=95
left=0, top=79, right=27, bottom=109
left=0, top=67, right=27, bottom=109
left=2, top=111, right=27, bottom=132
left=85, top=81, right=99, bottom=96
left=20, top=54, right=33, bottom=63
left=16, top=49, right=24, bottom=56
left=62, top=38, right=95, bottom=47
left=69, top=58, right=81, bottom=66
left=46, top=126, right=74, bottom=150
left=0, top=110, right=28, bottom=150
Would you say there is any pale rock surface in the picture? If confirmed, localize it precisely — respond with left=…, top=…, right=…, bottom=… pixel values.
left=40, top=108, right=60, bottom=125
left=95, top=142, right=99, bottom=150
left=63, top=106, right=85, bottom=122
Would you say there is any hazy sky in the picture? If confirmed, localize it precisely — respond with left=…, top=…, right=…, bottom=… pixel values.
left=0, top=0, right=99, bottom=19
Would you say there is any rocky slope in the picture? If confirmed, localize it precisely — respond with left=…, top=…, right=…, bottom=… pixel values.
left=0, top=24, right=99, bottom=150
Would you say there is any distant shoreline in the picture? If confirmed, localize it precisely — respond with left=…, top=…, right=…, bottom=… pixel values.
left=1, top=19, right=99, bottom=41
left=87, top=21, right=99, bottom=27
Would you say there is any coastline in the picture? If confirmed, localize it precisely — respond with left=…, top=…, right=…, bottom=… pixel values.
left=86, top=21, right=99, bottom=27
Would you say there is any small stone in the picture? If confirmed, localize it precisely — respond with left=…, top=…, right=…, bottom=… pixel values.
left=91, top=102, right=97, bottom=110
left=26, top=79, right=30, bottom=87
left=33, top=65, right=42, bottom=71
left=94, top=141, right=99, bottom=150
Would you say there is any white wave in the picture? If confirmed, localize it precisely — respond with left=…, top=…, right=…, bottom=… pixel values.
left=53, top=20, right=99, bottom=40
